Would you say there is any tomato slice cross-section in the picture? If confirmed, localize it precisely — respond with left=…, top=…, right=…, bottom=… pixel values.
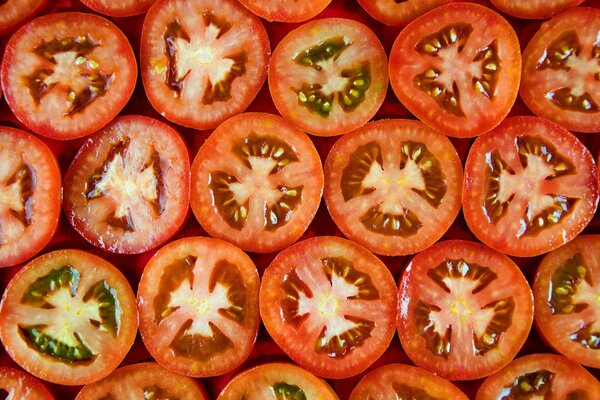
left=490, top=0, right=585, bottom=19
left=0, top=249, right=138, bottom=386
left=0, top=0, right=48, bottom=36
left=398, top=240, right=534, bottom=381
left=138, top=237, right=260, bottom=377
left=356, top=0, right=451, bottom=26
left=63, top=115, right=190, bottom=254
left=80, top=0, right=158, bottom=17
left=236, top=0, right=332, bottom=23
left=463, top=116, right=598, bottom=257
left=141, top=0, right=270, bottom=130
left=260, top=236, right=398, bottom=379
left=0, top=367, right=54, bottom=400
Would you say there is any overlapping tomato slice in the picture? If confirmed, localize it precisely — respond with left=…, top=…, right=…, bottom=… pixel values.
left=0, top=0, right=48, bottom=36
left=80, top=0, right=158, bottom=17
left=490, top=0, right=585, bottom=19
left=236, top=0, right=332, bottom=22
left=356, top=0, right=451, bottom=26
left=0, top=367, right=54, bottom=400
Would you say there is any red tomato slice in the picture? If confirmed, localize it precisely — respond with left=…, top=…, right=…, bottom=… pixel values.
left=0, top=367, right=54, bottom=400
left=80, top=0, right=158, bottom=17
left=356, top=0, right=451, bottom=26
left=138, top=237, right=260, bottom=377
left=398, top=240, right=534, bottom=381
left=490, top=0, right=585, bottom=19
left=75, top=362, right=208, bottom=400
left=324, top=119, right=462, bottom=256
left=217, top=363, right=339, bottom=400
left=63, top=115, right=190, bottom=255
left=0, top=126, right=60, bottom=268
left=236, top=0, right=332, bottom=23
left=476, top=353, right=600, bottom=400
left=0, top=12, right=136, bottom=140
left=140, top=0, right=270, bottom=130
left=0, top=249, right=138, bottom=386
left=520, top=7, right=600, bottom=133
left=260, top=236, right=398, bottom=379
left=389, top=3, right=521, bottom=138
left=533, top=235, right=600, bottom=369
left=190, top=112, right=323, bottom=253
left=349, top=364, right=469, bottom=400
left=463, top=116, right=598, bottom=257
left=0, top=0, right=48, bottom=37
left=269, top=18, right=388, bottom=137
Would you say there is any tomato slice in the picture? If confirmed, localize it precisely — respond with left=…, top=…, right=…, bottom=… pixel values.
left=269, top=18, right=388, bottom=137
left=138, top=237, right=260, bottom=377
left=533, top=235, right=600, bottom=369
left=140, top=0, right=270, bottom=130
left=463, top=116, right=598, bottom=257
left=80, top=0, right=158, bottom=17
left=475, top=353, right=600, bottom=400
left=0, top=367, right=54, bottom=400
left=324, top=119, right=462, bottom=256
left=490, top=0, right=585, bottom=19
left=63, top=115, right=190, bottom=255
left=0, top=126, right=60, bottom=268
left=236, top=0, right=332, bottom=22
left=217, top=363, right=339, bottom=400
left=75, top=362, right=208, bottom=400
left=190, top=112, right=323, bottom=253
left=356, top=0, right=451, bottom=26
left=520, top=7, right=600, bottom=133
left=398, top=240, right=534, bottom=381
left=349, top=364, right=469, bottom=400
left=0, top=249, right=138, bottom=386
left=260, top=236, right=397, bottom=379
left=0, top=12, right=136, bottom=140
left=389, top=3, right=521, bottom=138
left=0, top=0, right=48, bottom=36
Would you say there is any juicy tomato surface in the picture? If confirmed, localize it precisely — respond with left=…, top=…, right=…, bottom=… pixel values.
left=269, top=18, right=388, bottom=136
left=533, top=235, right=600, bottom=369
left=520, top=7, right=600, bottom=133
left=191, top=112, right=323, bottom=253
left=79, top=0, right=158, bottom=17
left=0, top=366, right=54, bottom=400
left=0, top=0, right=48, bottom=36
left=324, top=119, right=462, bottom=256
left=398, top=240, right=534, bottom=381
left=63, top=115, right=190, bottom=255
left=138, top=237, right=260, bottom=377
left=490, top=0, right=585, bottom=19
left=356, top=0, right=451, bottom=26
left=389, top=2, right=521, bottom=138
left=260, top=236, right=398, bottom=379
left=236, top=0, right=333, bottom=22
left=140, top=0, right=270, bottom=130
left=349, top=363, right=469, bottom=400
left=0, top=249, right=138, bottom=386
left=217, top=363, right=339, bottom=400
left=463, top=116, right=598, bottom=257
left=476, top=353, right=600, bottom=400
left=0, top=12, right=136, bottom=139
left=0, top=126, right=61, bottom=268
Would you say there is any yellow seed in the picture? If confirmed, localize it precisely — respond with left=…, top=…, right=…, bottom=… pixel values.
left=520, top=381, right=532, bottom=392
left=483, top=333, right=494, bottom=345
left=555, top=286, right=569, bottom=295
left=424, top=69, right=436, bottom=79
left=75, top=56, right=86, bottom=65
left=485, top=63, right=497, bottom=71
left=298, top=92, right=307, bottom=103
left=424, top=44, right=437, bottom=53
left=343, top=95, right=353, bottom=106
left=353, top=79, right=365, bottom=87
left=88, top=60, right=99, bottom=69
left=349, top=89, right=360, bottom=98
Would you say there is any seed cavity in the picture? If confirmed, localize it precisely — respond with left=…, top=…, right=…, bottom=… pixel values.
left=338, top=62, right=371, bottom=112
left=170, top=319, right=233, bottom=359
left=392, top=382, right=442, bottom=400
left=341, top=141, right=382, bottom=202
left=472, top=297, right=514, bottom=355
left=360, top=204, right=423, bottom=237
left=143, top=386, right=176, bottom=400
left=414, top=73, right=465, bottom=117
left=537, top=31, right=580, bottom=71
left=19, top=325, right=95, bottom=362
left=209, top=171, right=249, bottom=230
left=233, top=132, right=299, bottom=174
left=545, top=87, right=599, bottom=113
left=570, top=323, right=600, bottom=350
left=416, top=23, right=473, bottom=56
left=472, top=40, right=501, bottom=99
left=1, top=161, right=35, bottom=229
left=163, top=20, right=191, bottom=95
left=399, top=141, right=447, bottom=208
left=427, top=259, right=497, bottom=294
left=501, top=370, right=554, bottom=398
left=280, top=268, right=314, bottom=328
left=484, top=150, right=515, bottom=224
left=209, top=260, right=247, bottom=323
left=315, top=315, right=375, bottom=359
left=321, top=257, right=379, bottom=300
left=272, top=382, right=307, bottom=400
left=415, top=301, right=452, bottom=359
left=264, top=185, right=304, bottom=231
left=154, top=255, right=196, bottom=324
left=22, top=266, right=80, bottom=308
left=548, top=253, right=591, bottom=315
left=293, top=36, right=351, bottom=70
left=82, top=280, right=121, bottom=336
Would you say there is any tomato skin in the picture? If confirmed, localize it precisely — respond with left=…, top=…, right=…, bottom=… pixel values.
left=490, top=0, right=585, bottom=19
left=356, top=0, right=452, bottom=26
left=0, top=366, right=54, bottom=399
left=80, top=0, right=158, bottom=17
left=236, top=0, right=332, bottom=22
left=0, top=0, right=49, bottom=37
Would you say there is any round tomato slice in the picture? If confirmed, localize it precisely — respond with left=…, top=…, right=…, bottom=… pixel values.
left=463, top=116, right=598, bottom=257
left=476, top=353, right=600, bottom=400
left=0, top=0, right=48, bottom=37
left=236, top=0, right=332, bottom=22
left=349, top=364, right=468, bottom=400
left=389, top=3, right=521, bottom=138
left=324, top=119, right=462, bottom=256
left=398, top=240, right=534, bottom=381
left=0, top=12, right=136, bottom=140
left=269, top=18, right=388, bottom=137
left=490, top=0, right=585, bottom=19
left=533, top=235, right=600, bottom=369
left=138, top=237, right=260, bottom=377
left=0, top=126, right=60, bottom=268
left=190, top=112, right=323, bottom=253
left=260, top=236, right=397, bottom=379
left=63, top=115, right=190, bottom=254
left=0, top=367, right=54, bottom=400
left=80, top=0, right=158, bottom=17
left=356, top=0, right=451, bottom=26
left=75, top=362, right=208, bottom=400
left=0, top=249, right=138, bottom=386
left=217, top=363, right=339, bottom=400
left=140, top=0, right=269, bottom=130
left=520, top=7, right=600, bottom=133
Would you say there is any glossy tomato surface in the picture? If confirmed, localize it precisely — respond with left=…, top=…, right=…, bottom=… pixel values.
left=357, top=0, right=451, bottom=26
left=0, top=366, right=54, bottom=399
left=389, top=2, right=521, bottom=137
left=0, top=126, right=61, bottom=268
left=80, top=0, right=158, bottom=17
left=490, top=0, right=585, bottom=19
left=0, top=250, right=138, bottom=386
left=138, top=237, right=260, bottom=377
left=0, top=12, right=136, bottom=139
left=237, top=0, right=332, bottom=22
left=0, top=0, right=49, bottom=36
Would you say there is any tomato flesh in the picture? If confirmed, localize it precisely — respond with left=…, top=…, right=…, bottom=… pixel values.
left=0, top=367, right=54, bottom=400
left=490, top=0, right=585, bottom=19
left=356, top=0, right=451, bottom=26
left=0, top=0, right=48, bottom=36
left=236, top=0, right=332, bottom=22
